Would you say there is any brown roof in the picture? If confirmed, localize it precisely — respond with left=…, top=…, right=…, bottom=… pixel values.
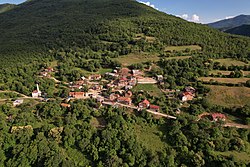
left=141, top=99, right=150, bottom=105
left=118, top=97, right=131, bottom=102
left=69, top=92, right=85, bottom=96
left=61, top=103, right=71, bottom=108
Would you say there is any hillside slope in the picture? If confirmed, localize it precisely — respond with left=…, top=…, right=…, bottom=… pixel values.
left=226, top=24, right=250, bottom=37
left=0, top=3, right=16, bottom=13
left=208, top=15, right=250, bottom=31
left=0, top=0, right=250, bottom=66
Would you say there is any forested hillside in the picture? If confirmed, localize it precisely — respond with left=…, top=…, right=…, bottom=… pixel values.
left=0, top=0, right=250, bottom=68
left=226, top=25, right=250, bottom=37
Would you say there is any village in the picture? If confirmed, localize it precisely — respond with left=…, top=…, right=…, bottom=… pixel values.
left=6, top=65, right=230, bottom=122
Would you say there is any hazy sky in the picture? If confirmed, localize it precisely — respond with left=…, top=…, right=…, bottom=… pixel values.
left=1, top=0, right=250, bottom=23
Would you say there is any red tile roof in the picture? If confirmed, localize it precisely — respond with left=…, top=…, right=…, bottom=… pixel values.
left=150, top=105, right=160, bottom=110
left=212, top=113, right=226, bottom=120
left=142, top=99, right=150, bottom=105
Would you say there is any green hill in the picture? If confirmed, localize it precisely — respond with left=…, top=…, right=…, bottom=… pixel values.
left=226, top=24, right=250, bottom=37
left=0, top=3, right=16, bottom=14
left=208, top=15, right=250, bottom=31
left=0, top=0, right=250, bottom=67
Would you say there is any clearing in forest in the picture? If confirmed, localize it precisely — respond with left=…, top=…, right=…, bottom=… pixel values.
left=199, top=77, right=249, bottom=84
left=214, top=58, right=249, bottom=67
left=205, top=85, right=250, bottom=107
left=164, top=45, right=202, bottom=52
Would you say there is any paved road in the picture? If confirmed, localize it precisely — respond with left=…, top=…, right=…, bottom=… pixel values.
left=224, top=123, right=250, bottom=129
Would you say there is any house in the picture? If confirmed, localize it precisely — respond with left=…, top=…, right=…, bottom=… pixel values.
left=128, top=77, right=137, bottom=86
left=91, top=85, right=103, bottom=91
left=149, top=105, right=160, bottom=112
left=156, top=75, right=164, bottom=82
left=61, top=103, right=71, bottom=108
left=132, top=70, right=143, bottom=76
left=105, top=72, right=119, bottom=78
left=184, top=86, right=196, bottom=94
left=125, top=91, right=133, bottom=97
left=69, top=92, right=85, bottom=99
left=212, top=113, right=226, bottom=122
left=117, top=97, right=132, bottom=105
left=13, top=99, right=24, bottom=107
left=45, top=67, right=54, bottom=72
left=75, top=80, right=86, bottom=86
left=88, top=74, right=102, bottom=81
left=180, top=92, right=194, bottom=102
left=119, top=68, right=130, bottom=77
left=40, top=71, right=50, bottom=77
left=117, top=77, right=128, bottom=87
left=32, top=84, right=42, bottom=98
left=109, top=93, right=120, bottom=101
left=139, top=99, right=150, bottom=108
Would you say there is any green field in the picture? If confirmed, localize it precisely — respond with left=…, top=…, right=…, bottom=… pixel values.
left=133, top=84, right=163, bottom=96
left=199, top=77, right=249, bottom=84
left=213, top=151, right=250, bottom=163
left=214, top=59, right=249, bottom=67
left=133, top=122, right=166, bottom=152
left=206, top=85, right=250, bottom=107
left=164, top=45, right=202, bottom=52
left=114, top=53, right=159, bottom=66
left=209, top=70, right=250, bottom=77
left=114, top=53, right=191, bottom=66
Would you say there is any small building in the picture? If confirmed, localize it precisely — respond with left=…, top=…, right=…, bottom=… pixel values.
left=105, top=72, right=119, bottom=78
left=180, top=92, right=194, bottom=102
left=88, top=74, right=102, bottom=81
left=13, top=99, right=24, bottom=107
left=132, top=70, right=142, bottom=76
left=184, top=86, right=196, bottom=94
left=125, top=91, right=133, bottom=98
left=149, top=105, right=160, bottom=112
left=61, top=103, right=71, bottom=108
left=69, top=92, right=85, bottom=99
left=109, top=93, right=120, bottom=101
left=117, top=97, right=132, bottom=105
left=156, top=75, right=164, bottom=82
left=212, top=113, right=226, bottom=122
left=75, top=80, right=86, bottom=86
left=139, top=99, right=150, bottom=108
left=119, top=68, right=131, bottom=77
left=45, top=67, right=54, bottom=72
left=32, top=84, right=42, bottom=98
left=40, top=71, right=50, bottom=77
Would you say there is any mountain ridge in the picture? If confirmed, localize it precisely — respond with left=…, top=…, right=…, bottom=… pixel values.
left=208, top=14, right=250, bottom=31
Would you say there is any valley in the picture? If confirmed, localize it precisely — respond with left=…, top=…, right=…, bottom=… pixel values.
left=0, top=0, right=250, bottom=166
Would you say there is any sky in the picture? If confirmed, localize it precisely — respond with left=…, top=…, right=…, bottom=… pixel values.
left=1, top=0, right=250, bottom=23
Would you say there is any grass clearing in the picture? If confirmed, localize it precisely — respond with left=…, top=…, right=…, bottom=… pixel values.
left=133, top=123, right=166, bottom=153
left=164, top=56, right=191, bottom=60
left=164, top=45, right=202, bottom=52
left=114, top=53, right=159, bottom=66
left=205, top=85, right=250, bottom=107
left=133, top=84, right=163, bottom=97
left=213, top=151, right=250, bottom=163
left=199, top=77, right=249, bottom=84
left=209, top=70, right=250, bottom=77
left=214, top=59, right=249, bottom=67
